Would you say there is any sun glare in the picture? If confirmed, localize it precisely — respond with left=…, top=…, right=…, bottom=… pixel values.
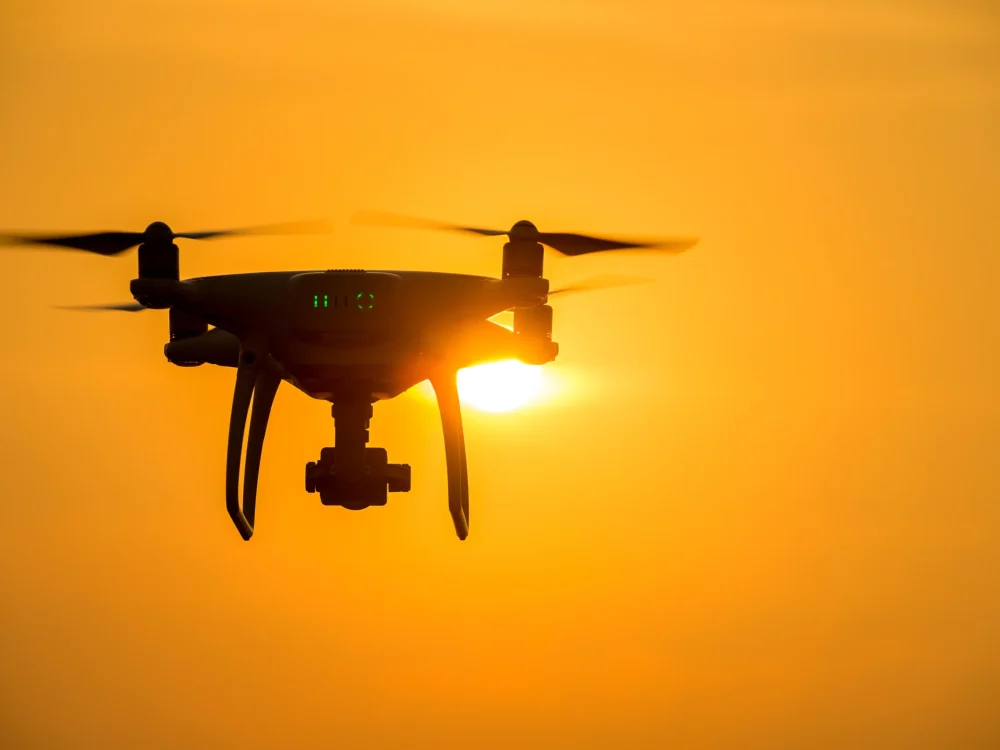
left=457, top=360, right=545, bottom=413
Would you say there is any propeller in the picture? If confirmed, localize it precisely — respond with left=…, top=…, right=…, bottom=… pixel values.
left=547, top=275, right=651, bottom=298
left=54, top=302, right=147, bottom=313
left=489, top=275, right=652, bottom=329
left=352, top=210, right=698, bottom=256
left=1, top=219, right=333, bottom=256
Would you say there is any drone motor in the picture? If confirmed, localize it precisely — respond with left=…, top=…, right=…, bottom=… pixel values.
left=167, top=308, right=209, bottom=367
left=502, top=220, right=545, bottom=279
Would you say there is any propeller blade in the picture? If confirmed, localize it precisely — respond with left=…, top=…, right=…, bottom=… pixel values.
left=548, top=275, right=652, bottom=298
left=55, top=302, right=147, bottom=313
left=353, top=210, right=698, bottom=256
left=1, top=218, right=333, bottom=256
left=536, top=232, right=699, bottom=256
left=1, top=232, right=146, bottom=256
left=351, top=210, right=507, bottom=237
left=175, top=219, right=335, bottom=241
left=488, top=277, right=649, bottom=326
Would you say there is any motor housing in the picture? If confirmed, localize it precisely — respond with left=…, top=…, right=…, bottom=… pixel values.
left=165, top=308, right=209, bottom=366
left=514, top=304, right=553, bottom=338
left=502, top=240, right=544, bottom=278
left=513, top=304, right=558, bottom=365
left=137, top=241, right=179, bottom=281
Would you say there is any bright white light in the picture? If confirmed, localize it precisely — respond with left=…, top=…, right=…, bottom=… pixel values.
left=457, top=360, right=545, bottom=412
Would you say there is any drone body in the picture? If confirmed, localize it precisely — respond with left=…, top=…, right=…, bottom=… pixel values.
left=155, top=268, right=555, bottom=401
left=3, top=214, right=697, bottom=541
left=150, top=266, right=557, bottom=540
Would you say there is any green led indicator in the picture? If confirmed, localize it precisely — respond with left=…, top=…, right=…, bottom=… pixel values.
left=357, top=292, right=374, bottom=309
left=324, top=294, right=328, bottom=308
left=313, top=294, right=318, bottom=308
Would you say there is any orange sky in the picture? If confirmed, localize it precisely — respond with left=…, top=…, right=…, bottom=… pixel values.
left=1, top=1, right=998, bottom=748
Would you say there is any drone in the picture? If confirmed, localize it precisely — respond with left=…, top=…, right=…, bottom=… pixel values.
left=1, top=212, right=698, bottom=541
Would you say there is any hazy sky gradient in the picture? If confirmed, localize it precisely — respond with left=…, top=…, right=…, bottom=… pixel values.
left=1, top=1, right=998, bottom=748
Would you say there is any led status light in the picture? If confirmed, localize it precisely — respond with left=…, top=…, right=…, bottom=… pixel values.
left=312, top=293, right=374, bottom=309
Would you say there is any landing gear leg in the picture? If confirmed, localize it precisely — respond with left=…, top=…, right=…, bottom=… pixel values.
left=242, top=365, right=280, bottom=529
left=225, top=343, right=280, bottom=541
left=431, top=371, right=469, bottom=540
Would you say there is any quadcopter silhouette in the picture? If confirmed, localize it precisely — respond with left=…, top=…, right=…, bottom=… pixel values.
left=1, top=212, right=698, bottom=540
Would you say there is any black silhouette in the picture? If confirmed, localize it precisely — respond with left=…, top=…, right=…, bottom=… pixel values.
left=1, top=215, right=698, bottom=541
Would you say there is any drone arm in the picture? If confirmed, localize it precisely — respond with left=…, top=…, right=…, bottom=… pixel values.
left=241, top=362, right=281, bottom=529
left=226, top=343, right=266, bottom=540
left=431, top=371, right=469, bottom=540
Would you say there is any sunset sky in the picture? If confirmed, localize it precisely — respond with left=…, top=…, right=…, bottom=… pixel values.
left=1, top=1, right=998, bottom=747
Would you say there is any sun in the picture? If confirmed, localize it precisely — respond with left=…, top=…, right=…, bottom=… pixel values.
left=457, top=360, right=545, bottom=413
